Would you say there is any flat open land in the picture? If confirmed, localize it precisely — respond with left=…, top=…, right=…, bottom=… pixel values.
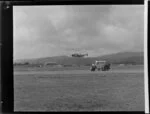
left=14, top=65, right=144, bottom=111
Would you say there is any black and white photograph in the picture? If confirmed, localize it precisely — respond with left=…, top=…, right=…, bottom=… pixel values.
left=13, top=5, right=146, bottom=111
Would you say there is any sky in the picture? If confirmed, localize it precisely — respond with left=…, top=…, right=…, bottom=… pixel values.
left=13, top=5, right=144, bottom=60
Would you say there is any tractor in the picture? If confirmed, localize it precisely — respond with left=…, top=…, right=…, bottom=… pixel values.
left=90, top=60, right=110, bottom=71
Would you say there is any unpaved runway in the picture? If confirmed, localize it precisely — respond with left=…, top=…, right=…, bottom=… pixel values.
left=14, top=66, right=144, bottom=111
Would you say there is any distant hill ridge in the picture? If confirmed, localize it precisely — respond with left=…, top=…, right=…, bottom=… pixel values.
left=14, top=52, right=144, bottom=65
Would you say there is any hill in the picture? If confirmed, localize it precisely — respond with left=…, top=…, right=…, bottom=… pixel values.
left=14, top=52, right=144, bottom=65
left=97, top=52, right=144, bottom=64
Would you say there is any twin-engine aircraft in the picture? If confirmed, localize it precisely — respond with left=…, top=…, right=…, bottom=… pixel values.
left=71, top=48, right=88, bottom=57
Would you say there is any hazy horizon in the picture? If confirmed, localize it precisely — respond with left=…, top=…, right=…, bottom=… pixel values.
left=14, top=51, right=144, bottom=61
left=13, top=5, right=144, bottom=60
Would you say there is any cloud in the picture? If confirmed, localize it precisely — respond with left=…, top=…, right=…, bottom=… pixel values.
left=13, top=5, right=144, bottom=59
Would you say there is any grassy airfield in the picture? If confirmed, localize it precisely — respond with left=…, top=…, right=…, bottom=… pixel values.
left=14, top=65, right=144, bottom=111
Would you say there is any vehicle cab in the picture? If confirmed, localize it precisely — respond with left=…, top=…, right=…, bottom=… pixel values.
left=95, top=60, right=106, bottom=70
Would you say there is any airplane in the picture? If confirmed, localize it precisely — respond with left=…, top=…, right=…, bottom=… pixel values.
left=71, top=53, right=88, bottom=57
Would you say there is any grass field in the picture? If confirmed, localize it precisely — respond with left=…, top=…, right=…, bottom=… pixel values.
left=14, top=65, right=144, bottom=111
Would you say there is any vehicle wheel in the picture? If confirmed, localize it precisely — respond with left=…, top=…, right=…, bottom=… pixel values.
left=102, top=67, right=104, bottom=71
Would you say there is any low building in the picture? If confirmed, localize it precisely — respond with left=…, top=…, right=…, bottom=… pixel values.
left=119, top=64, right=125, bottom=66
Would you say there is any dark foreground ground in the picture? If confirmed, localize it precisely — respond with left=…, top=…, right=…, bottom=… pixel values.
left=14, top=65, right=144, bottom=111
